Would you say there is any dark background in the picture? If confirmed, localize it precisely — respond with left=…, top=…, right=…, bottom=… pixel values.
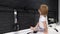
left=0, top=0, right=58, bottom=22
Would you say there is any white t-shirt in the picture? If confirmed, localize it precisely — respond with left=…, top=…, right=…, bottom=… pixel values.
left=38, top=15, right=48, bottom=31
left=39, top=15, right=46, bottom=28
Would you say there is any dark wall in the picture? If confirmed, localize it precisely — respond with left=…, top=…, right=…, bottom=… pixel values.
left=17, top=10, right=39, bottom=30
left=0, top=0, right=41, bottom=9
left=48, top=0, right=58, bottom=23
left=0, top=0, right=58, bottom=10
left=0, top=8, right=14, bottom=33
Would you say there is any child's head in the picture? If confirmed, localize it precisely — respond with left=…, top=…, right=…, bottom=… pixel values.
left=38, top=4, right=48, bottom=15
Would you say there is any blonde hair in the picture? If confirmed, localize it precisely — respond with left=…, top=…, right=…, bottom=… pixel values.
left=39, top=4, right=48, bottom=15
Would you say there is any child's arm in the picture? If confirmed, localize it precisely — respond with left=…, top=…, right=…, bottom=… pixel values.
left=43, top=21, right=48, bottom=34
left=30, top=22, right=39, bottom=31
